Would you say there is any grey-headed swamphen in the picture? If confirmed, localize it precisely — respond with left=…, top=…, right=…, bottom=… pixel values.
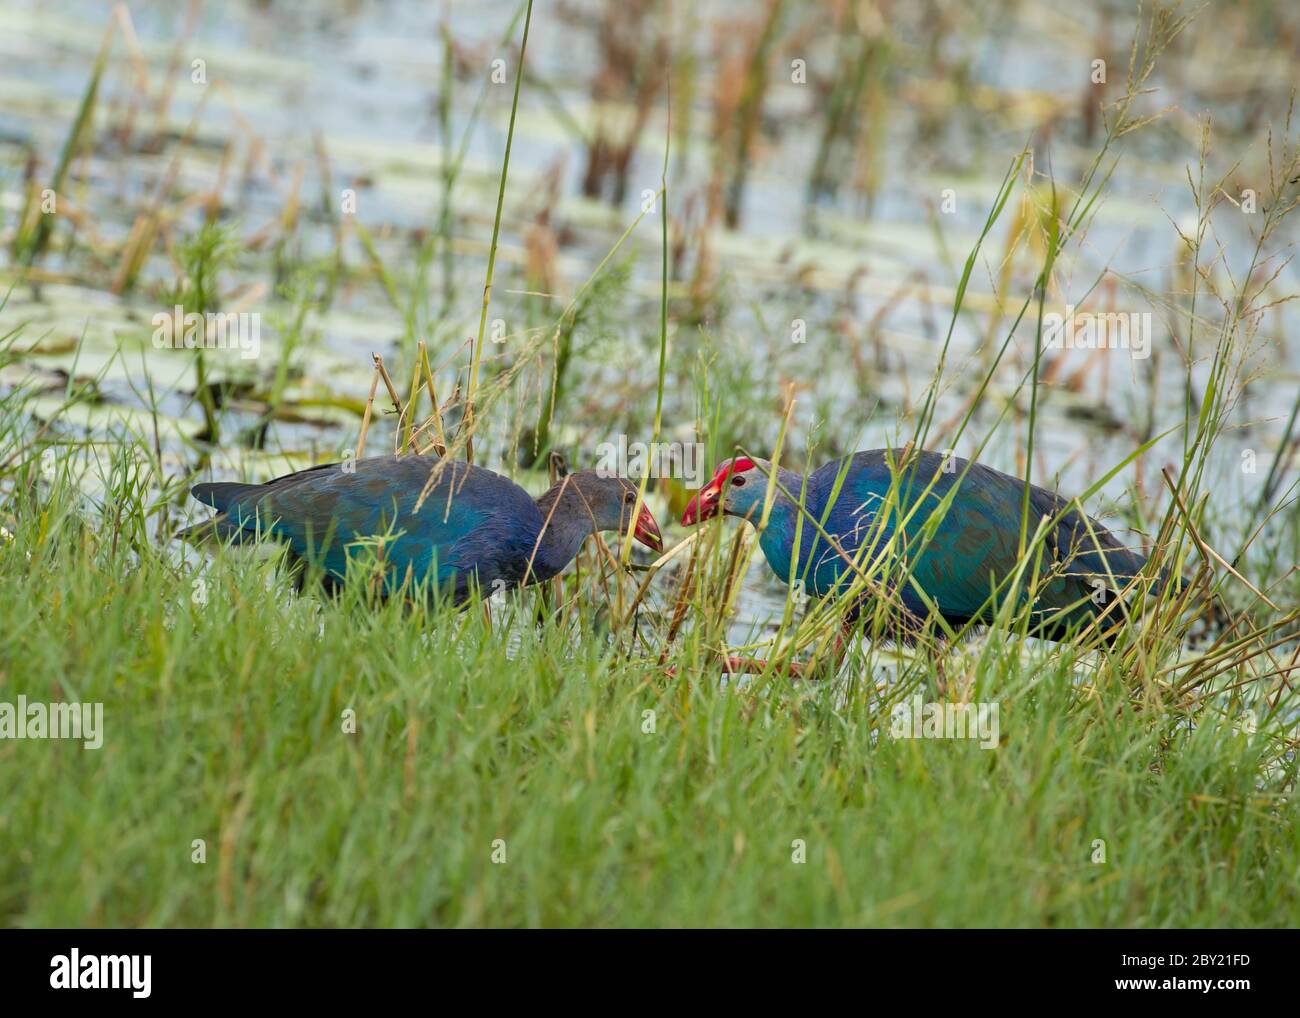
left=181, top=455, right=663, bottom=601
left=682, top=449, right=1159, bottom=672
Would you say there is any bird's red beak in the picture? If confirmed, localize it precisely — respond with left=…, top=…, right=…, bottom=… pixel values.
left=633, top=503, right=663, bottom=552
left=682, top=476, right=724, bottom=525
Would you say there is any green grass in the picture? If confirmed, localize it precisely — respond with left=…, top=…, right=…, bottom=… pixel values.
left=0, top=470, right=1295, bottom=927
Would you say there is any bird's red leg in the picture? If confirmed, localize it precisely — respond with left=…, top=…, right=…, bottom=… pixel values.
left=719, top=655, right=806, bottom=679
left=664, top=655, right=804, bottom=679
left=671, top=621, right=854, bottom=682
left=723, top=621, right=853, bottom=681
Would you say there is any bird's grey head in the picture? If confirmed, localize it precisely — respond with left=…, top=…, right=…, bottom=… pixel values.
left=681, top=457, right=774, bottom=524
left=539, top=470, right=663, bottom=551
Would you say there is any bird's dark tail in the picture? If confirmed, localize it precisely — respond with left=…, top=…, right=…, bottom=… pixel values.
left=176, top=481, right=271, bottom=543
left=191, top=481, right=266, bottom=512
left=173, top=516, right=253, bottom=543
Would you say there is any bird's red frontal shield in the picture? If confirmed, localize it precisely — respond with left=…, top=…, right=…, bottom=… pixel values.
left=681, top=458, right=755, bottom=525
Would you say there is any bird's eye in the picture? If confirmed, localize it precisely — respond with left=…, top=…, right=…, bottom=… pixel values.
left=624, top=491, right=636, bottom=504
left=731, top=475, right=747, bottom=487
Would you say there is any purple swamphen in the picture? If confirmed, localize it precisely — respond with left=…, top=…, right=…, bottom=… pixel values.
left=182, top=454, right=663, bottom=601
left=682, top=449, right=1159, bottom=671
